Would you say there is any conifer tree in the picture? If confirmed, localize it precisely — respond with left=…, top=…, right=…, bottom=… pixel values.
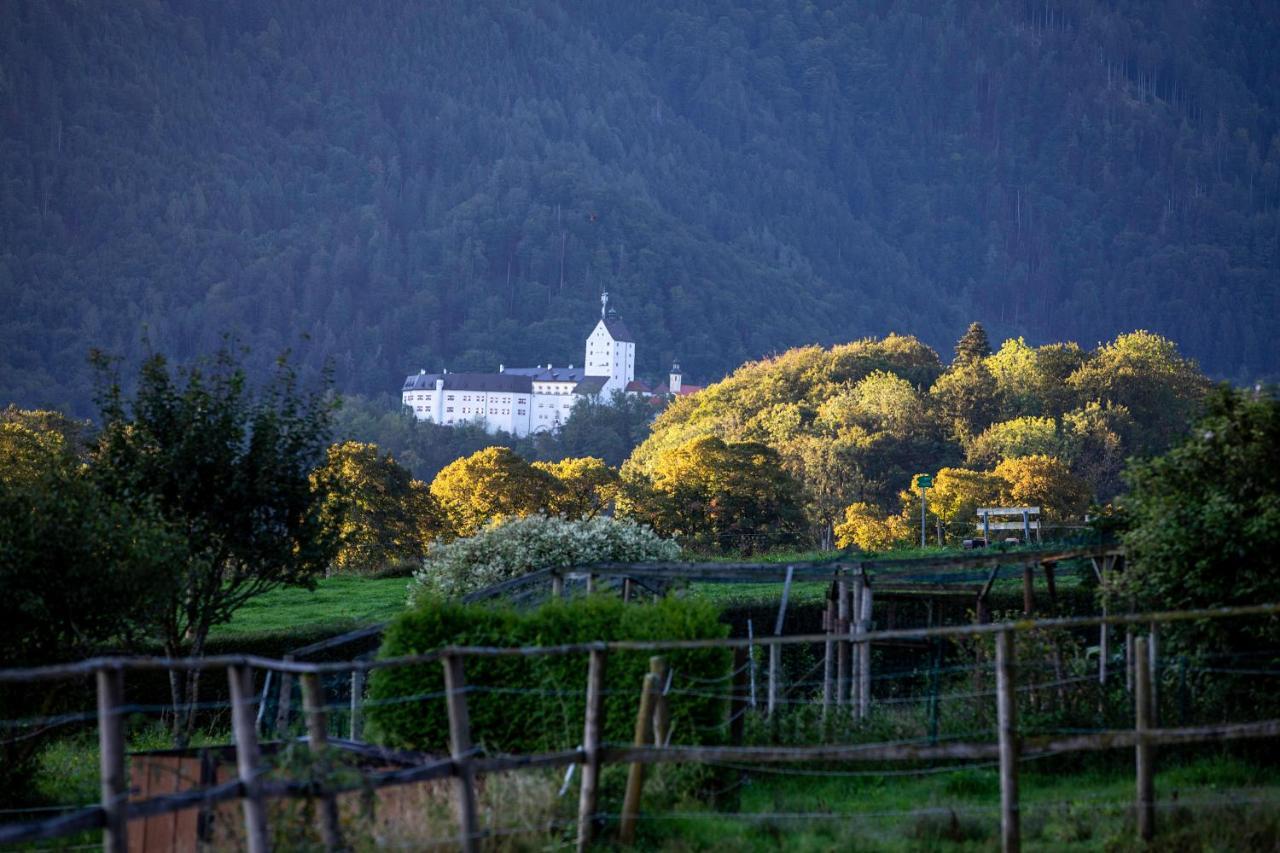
left=954, top=322, right=992, bottom=364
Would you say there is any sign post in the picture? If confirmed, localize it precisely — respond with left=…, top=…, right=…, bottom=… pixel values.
left=915, top=474, right=933, bottom=548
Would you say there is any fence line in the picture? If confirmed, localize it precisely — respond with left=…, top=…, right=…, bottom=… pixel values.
left=4, top=600, right=1276, bottom=684
left=1, top=603, right=1277, bottom=851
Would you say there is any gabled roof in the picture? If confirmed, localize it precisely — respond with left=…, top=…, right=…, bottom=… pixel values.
left=626, top=379, right=653, bottom=393
left=400, top=372, right=534, bottom=393
left=653, top=382, right=705, bottom=397
left=601, top=314, right=634, bottom=343
left=403, top=373, right=442, bottom=391
left=573, top=376, right=609, bottom=395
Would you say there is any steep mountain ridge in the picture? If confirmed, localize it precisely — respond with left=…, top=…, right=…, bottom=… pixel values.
left=2, top=0, right=1276, bottom=414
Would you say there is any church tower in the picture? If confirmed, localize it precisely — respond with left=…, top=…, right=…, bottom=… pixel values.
left=583, top=291, right=635, bottom=395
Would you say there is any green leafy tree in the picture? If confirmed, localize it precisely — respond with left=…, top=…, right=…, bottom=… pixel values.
left=430, top=446, right=561, bottom=537
left=312, top=441, right=448, bottom=575
left=1067, top=331, right=1209, bottom=455
left=1117, top=386, right=1280, bottom=657
left=929, top=361, right=1001, bottom=441
left=965, top=416, right=1062, bottom=468
left=532, top=456, right=620, bottom=519
left=621, top=435, right=805, bottom=552
left=834, top=501, right=911, bottom=551
left=1062, top=401, right=1134, bottom=502
left=0, top=416, right=181, bottom=797
left=992, top=455, right=1090, bottom=522
left=92, top=346, right=339, bottom=745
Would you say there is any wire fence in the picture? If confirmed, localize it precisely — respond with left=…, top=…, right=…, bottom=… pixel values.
left=1, top=597, right=1278, bottom=852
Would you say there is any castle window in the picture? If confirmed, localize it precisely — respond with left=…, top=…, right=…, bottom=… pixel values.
left=446, top=407, right=454, bottom=413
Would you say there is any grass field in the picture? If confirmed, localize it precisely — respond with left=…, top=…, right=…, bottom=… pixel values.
left=209, top=574, right=412, bottom=639
left=634, top=754, right=1280, bottom=851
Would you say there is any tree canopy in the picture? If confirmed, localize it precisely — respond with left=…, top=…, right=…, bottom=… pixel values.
left=3, top=0, right=1277, bottom=417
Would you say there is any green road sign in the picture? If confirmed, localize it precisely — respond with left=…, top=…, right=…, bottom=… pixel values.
left=916, top=474, right=933, bottom=489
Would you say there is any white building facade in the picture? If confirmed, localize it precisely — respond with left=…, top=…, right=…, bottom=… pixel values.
left=401, top=295, right=635, bottom=437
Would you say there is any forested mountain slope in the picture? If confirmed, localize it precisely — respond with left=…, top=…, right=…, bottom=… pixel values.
left=3, top=0, right=1277, bottom=414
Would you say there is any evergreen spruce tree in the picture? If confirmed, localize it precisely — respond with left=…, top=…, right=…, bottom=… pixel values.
left=954, top=322, right=992, bottom=364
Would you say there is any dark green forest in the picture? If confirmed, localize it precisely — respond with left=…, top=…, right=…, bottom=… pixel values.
left=3, top=0, right=1279, bottom=416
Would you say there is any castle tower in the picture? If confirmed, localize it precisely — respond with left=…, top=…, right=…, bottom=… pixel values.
left=583, top=291, right=635, bottom=395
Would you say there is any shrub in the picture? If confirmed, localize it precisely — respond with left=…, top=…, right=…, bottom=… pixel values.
left=410, top=514, right=680, bottom=600
left=366, top=595, right=731, bottom=754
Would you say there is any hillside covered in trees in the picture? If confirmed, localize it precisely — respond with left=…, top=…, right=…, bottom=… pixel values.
left=2, top=0, right=1278, bottom=415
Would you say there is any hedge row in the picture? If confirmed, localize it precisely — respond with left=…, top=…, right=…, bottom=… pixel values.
left=367, top=595, right=732, bottom=754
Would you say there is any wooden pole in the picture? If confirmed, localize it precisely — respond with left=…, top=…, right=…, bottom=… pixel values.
left=1044, top=562, right=1057, bottom=610
left=551, top=572, right=565, bottom=599
left=836, top=579, right=849, bottom=707
left=96, top=665, right=127, bottom=853
left=858, top=585, right=873, bottom=720
left=274, top=655, right=295, bottom=738
left=442, top=655, right=480, bottom=853
left=576, top=648, right=607, bottom=853
left=822, top=589, right=836, bottom=720
left=622, top=577, right=633, bottom=603
left=1148, top=623, right=1159, bottom=726
left=995, top=631, right=1020, bottom=853
left=1099, top=599, right=1109, bottom=687
left=301, top=673, right=344, bottom=852
left=650, top=657, right=671, bottom=746
left=852, top=573, right=866, bottom=708
left=1022, top=565, right=1035, bottom=615
left=767, top=643, right=781, bottom=718
left=1135, top=636, right=1155, bottom=842
left=619, top=672, right=659, bottom=845
left=349, top=667, right=365, bottom=742
left=586, top=573, right=597, bottom=595
left=228, top=665, right=270, bottom=853
left=1125, top=630, right=1134, bottom=693
left=747, top=619, right=757, bottom=710
left=729, top=648, right=748, bottom=747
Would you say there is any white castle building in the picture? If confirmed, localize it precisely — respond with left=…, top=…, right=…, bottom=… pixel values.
left=401, top=293, right=638, bottom=437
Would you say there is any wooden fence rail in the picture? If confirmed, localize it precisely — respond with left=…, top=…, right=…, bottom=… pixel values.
left=1, top=602, right=1277, bottom=851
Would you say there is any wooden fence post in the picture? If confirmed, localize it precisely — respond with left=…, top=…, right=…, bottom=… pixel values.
left=622, top=577, right=633, bottom=603
left=822, top=587, right=836, bottom=720
left=858, top=585, right=873, bottom=720
left=228, top=665, right=270, bottom=853
left=1148, top=623, right=1159, bottom=726
left=576, top=648, right=607, bottom=853
left=274, top=655, right=295, bottom=737
left=586, top=573, right=597, bottom=594
left=442, top=654, right=480, bottom=853
left=619, top=672, right=659, bottom=845
left=349, top=667, right=365, bottom=742
left=551, top=572, right=565, bottom=599
left=836, top=579, right=850, bottom=707
left=747, top=619, right=757, bottom=710
left=995, top=631, right=1020, bottom=853
left=96, top=664, right=127, bottom=853
left=1125, top=630, right=1134, bottom=693
left=301, top=673, right=344, bottom=852
left=1022, top=564, right=1035, bottom=615
left=729, top=648, right=748, bottom=748
left=851, top=573, right=866, bottom=708
left=650, top=657, right=671, bottom=746
left=767, top=643, right=781, bottom=718
left=1135, top=636, right=1155, bottom=842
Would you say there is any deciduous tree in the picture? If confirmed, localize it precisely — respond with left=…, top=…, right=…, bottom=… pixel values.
left=430, top=446, right=561, bottom=536
left=92, top=346, right=338, bottom=745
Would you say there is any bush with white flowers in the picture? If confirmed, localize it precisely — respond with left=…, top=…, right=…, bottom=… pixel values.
left=411, top=514, right=680, bottom=600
